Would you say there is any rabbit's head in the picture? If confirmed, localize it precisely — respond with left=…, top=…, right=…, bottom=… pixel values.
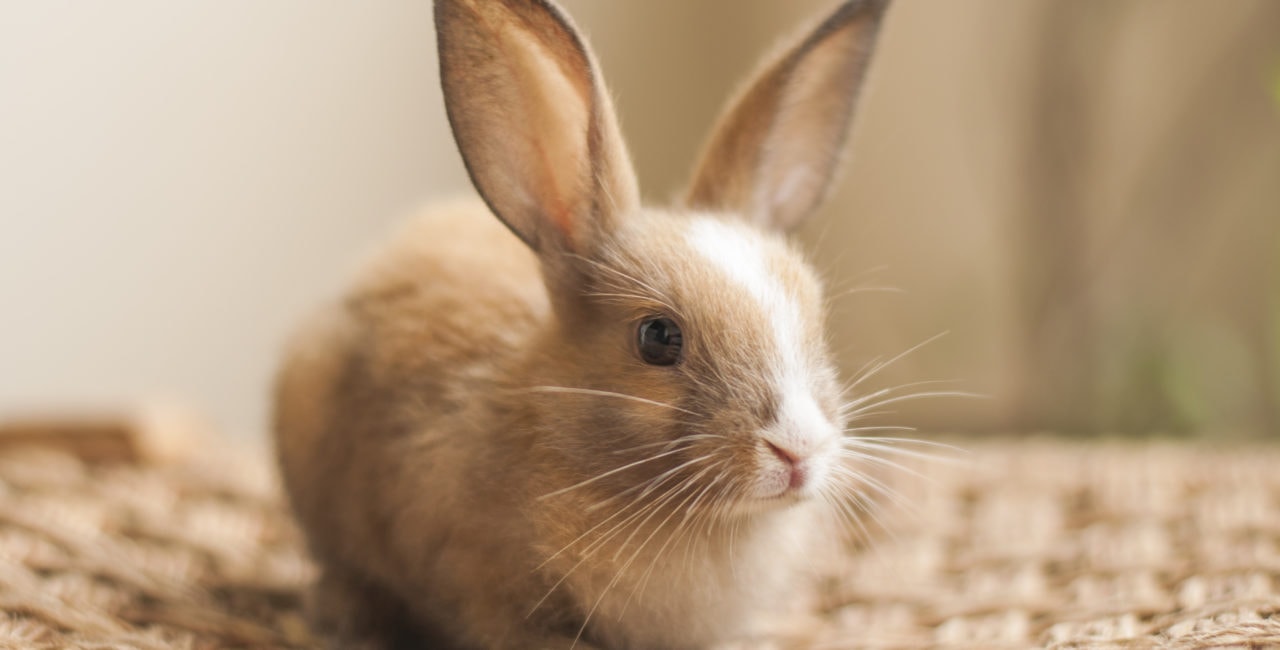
left=436, top=0, right=889, bottom=515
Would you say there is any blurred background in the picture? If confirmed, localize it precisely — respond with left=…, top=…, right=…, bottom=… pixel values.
left=2, top=1, right=1278, bottom=440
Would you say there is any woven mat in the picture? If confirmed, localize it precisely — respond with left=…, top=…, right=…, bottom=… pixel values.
left=0, top=440, right=1277, bottom=649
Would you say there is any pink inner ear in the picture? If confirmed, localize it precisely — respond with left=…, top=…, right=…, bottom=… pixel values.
left=533, top=138, right=577, bottom=248
left=681, top=2, right=884, bottom=233
left=504, top=25, right=593, bottom=249
left=440, top=0, right=604, bottom=254
left=753, top=20, right=868, bottom=230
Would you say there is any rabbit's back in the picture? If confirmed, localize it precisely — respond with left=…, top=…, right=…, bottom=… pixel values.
left=273, top=197, right=548, bottom=581
left=344, top=197, right=549, bottom=389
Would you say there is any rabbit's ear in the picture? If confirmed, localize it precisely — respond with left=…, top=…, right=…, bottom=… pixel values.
left=684, top=0, right=889, bottom=232
left=435, top=0, right=638, bottom=255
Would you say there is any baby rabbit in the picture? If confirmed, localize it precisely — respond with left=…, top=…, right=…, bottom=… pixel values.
left=275, top=0, right=891, bottom=648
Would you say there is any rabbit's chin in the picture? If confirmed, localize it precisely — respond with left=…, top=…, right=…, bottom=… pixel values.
left=721, top=493, right=808, bottom=520
left=721, top=475, right=833, bottom=520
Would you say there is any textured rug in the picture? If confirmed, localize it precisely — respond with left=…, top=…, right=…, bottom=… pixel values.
left=0, top=429, right=1276, bottom=649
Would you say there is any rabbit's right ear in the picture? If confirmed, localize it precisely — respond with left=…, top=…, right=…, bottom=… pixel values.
left=435, top=0, right=639, bottom=257
left=684, top=0, right=889, bottom=232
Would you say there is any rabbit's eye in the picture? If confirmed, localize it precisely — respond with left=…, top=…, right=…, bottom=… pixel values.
left=637, top=317, right=683, bottom=366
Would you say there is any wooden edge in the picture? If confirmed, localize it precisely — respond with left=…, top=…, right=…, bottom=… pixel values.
left=0, top=403, right=214, bottom=465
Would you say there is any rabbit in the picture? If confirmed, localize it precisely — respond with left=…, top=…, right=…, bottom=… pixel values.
left=274, top=0, right=892, bottom=648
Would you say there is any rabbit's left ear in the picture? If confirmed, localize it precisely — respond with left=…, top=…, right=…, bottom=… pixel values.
left=435, top=0, right=639, bottom=256
left=684, top=0, right=890, bottom=232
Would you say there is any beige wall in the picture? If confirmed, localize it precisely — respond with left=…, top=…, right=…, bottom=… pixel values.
left=1, top=2, right=460, bottom=436
left=3, top=2, right=1278, bottom=438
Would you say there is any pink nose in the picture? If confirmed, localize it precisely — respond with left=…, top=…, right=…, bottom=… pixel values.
left=767, top=441, right=808, bottom=490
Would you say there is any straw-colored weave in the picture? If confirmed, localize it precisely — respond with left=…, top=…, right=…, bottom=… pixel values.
left=0, top=439, right=1277, bottom=649
left=795, top=441, right=1280, bottom=649
left=0, top=446, right=315, bottom=649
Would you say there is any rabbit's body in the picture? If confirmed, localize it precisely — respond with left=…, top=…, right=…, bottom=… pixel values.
left=278, top=200, right=821, bottom=648
left=275, top=1, right=891, bottom=647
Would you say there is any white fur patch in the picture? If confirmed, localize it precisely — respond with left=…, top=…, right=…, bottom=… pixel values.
left=684, top=218, right=797, bottom=353
left=685, top=218, right=832, bottom=457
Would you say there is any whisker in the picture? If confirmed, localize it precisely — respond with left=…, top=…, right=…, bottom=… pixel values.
left=819, top=487, right=886, bottom=560
left=609, top=461, right=717, bottom=560
left=843, top=390, right=984, bottom=418
left=527, top=458, right=703, bottom=617
left=538, top=447, right=687, bottom=501
left=843, top=356, right=885, bottom=397
left=840, top=379, right=963, bottom=414
left=587, top=291, right=669, bottom=305
left=588, top=453, right=717, bottom=513
left=835, top=481, right=901, bottom=549
left=514, top=385, right=700, bottom=417
left=570, top=254, right=679, bottom=314
left=843, top=435, right=964, bottom=447
left=608, top=433, right=729, bottom=456
left=574, top=466, right=695, bottom=553
left=829, top=463, right=916, bottom=513
left=681, top=474, right=727, bottom=575
left=572, top=471, right=710, bottom=648
left=842, top=438, right=969, bottom=463
left=821, top=263, right=891, bottom=301
left=845, top=331, right=950, bottom=391
left=827, top=285, right=905, bottom=301
left=842, top=425, right=919, bottom=435
left=842, top=409, right=898, bottom=423
left=838, top=448, right=935, bottom=484
left=625, top=463, right=731, bottom=615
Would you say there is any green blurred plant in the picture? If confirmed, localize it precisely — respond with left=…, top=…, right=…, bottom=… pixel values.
left=1098, top=328, right=1196, bottom=435
left=1098, top=315, right=1262, bottom=436
left=1272, top=64, right=1280, bottom=109
left=1272, top=237, right=1280, bottom=431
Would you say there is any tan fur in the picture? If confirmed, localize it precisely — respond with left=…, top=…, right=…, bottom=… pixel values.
left=436, top=0, right=637, bottom=254
left=685, top=0, right=889, bottom=231
left=274, top=1, right=890, bottom=648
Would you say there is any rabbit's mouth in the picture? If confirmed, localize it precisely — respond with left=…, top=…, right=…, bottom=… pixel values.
left=765, top=440, right=814, bottom=494
left=742, top=437, right=835, bottom=506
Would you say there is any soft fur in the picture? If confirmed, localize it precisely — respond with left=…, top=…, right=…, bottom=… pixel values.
left=274, top=1, right=890, bottom=648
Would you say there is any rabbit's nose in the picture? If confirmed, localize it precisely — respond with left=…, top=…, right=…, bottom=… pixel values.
left=766, top=440, right=809, bottom=490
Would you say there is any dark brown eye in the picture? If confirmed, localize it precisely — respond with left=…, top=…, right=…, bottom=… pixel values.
left=637, top=317, right=683, bottom=366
